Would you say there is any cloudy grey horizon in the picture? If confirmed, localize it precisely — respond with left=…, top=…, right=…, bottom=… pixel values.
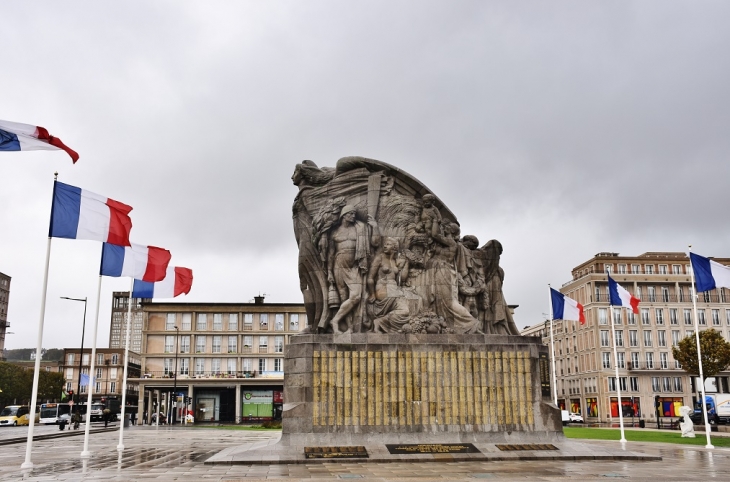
left=2, top=0, right=729, bottom=351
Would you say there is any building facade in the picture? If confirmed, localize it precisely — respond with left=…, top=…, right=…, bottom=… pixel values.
left=109, top=292, right=149, bottom=354
left=61, top=348, right=141, bottom=408
left=135, top=297, right=306, bottom=424
left=522, top=252, right=730, bottom=423
left=0, top=272, right=10, bottom=360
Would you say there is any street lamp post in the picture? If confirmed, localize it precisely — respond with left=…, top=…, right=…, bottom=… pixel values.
left=172, top=326, right=179, bottom=425
left=61, top=297, right=88, bottom=406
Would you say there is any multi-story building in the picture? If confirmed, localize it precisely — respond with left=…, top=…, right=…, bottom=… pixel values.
left=522, top=252, right=730, bottom=424
left=61, top=348, right=141, bottom=408
left=109, top=292, right=149, bottom=354
left=135, top=296, right=306, bottom=424
left=0, top=272, right=10, bottom=360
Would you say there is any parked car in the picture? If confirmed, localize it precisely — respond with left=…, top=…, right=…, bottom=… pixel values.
left=569, top=413, right=584, bottom=423
left=0, top=405, right=32, bottom=426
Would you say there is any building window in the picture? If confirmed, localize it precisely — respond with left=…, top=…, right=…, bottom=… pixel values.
left=613, top=309, right=622, bottom=325
left=243, top=358, right=253, bottom=372
left=228, top=336, right=237, bottom=353
left=662, top=287, right=670, bottom=302
left=259, top=336, right=268, bottom=353
left=630, top=377, right=639, bottom=391
left=674, top=377, right=683, bottom=391
left=647, top=286, right=656, bottom=302
left=608, top=377, right=616, bottom=391
left=164, top=358, right=174, bottom=376
left=66, top=367, right=74, bottom=379
left=627, top=311, right=636, bottom=325
left=651, top=377, right=660, bottom=392
left=659, top=265, right=668, bottom=275
left=110, top=382, right=116, bottom=393
left=195, top=358, right=205, bottom=376
left=675, top=359, right=682, bottom=369
left=630, top=352, right=639, bottom=369
left=181, top=313, right=191, bottom=330
left=196, top=335, right=206, bottom=353
left=290, top=314, right=299, bottom=331
left=212, top=336, right=222, bottom=353
left=260, top=314, right=269, bottom=330
left=179, top=358, right=189, bottom=375
left=658, top=330, right=667, bottom=347
left=258, top=358, right=266, bottom=372
left=602, top=352, right=611, bottom=369
left=670, top=309, right=678, bottom=325
left=671, top=330, right=680, bottom=346
left=111, top=354, right=118, bottom=364
left=631, top=264, right=640, bottom=274
left=599, top=309, right=608, bottom=325
left=727, top=309, right=730, bottom=325
left=619, top=377, right=627, bottom=391
left=698, top=310, right=706, bottom=325
left=95, top=381, right=101, bottom=393
left=164, top=336, right=174, bottom=353
left=655, top=309, right=664, bottom=325
left=66, top=382, right=72, bottom=392
left=275, top=336, right=284, bottom=353
left=229, top=314, right=238, bottom=331
left=712, top=309, right=720, bottom=326
left=660, top=352, right=668, bottom=369
left=615, top=330, right=624, bottom=347
left=243, top=335, right=253, bottom=351
left=629, top=330, right=638, bottom=347
left=617, top=352, right=625, bottom=369
left=686, top=330, right=694, bottom=339
left=646, top=352, right=654, bottom=369
left=641, top=309, right=650, bottom=325
left=196, top=313, right=207, bottom=330
left=166, top=313, right=176, bottom=330
left=180, top=335, right=190, bottom=353
left=645, top=265, right=654, bottom=274
left=275, top=314, right=284, bottom=331
left=244, top=313, right=253, bottom=330
left=684, top=309, right=693, bottom=325
left=672, top=264, right=682, bottom=275
left=600, top=330, right=610, bottom=347
left=605, top=264, right=612, bottom=274
left=227, top=358, right=236, bottom=375
left=274, top=358, right=283, bottom=371
left=618, top=264, right=627, bottom=274
left=643, top=330, right=653, bottom=347
left=67, top=353, right=75, bottom=365
left=97, top=353, right=104, bottom=365
left=213, top=314, right=223, bottom=331
left=211, top=358, right=221, bottom=374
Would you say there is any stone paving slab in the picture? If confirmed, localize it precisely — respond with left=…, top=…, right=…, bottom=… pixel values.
left=205, top=432, right=661, bottom=465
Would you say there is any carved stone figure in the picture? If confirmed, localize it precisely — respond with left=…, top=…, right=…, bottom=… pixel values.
left=679, top=405, right=696, bottom=438
left=291, top=156, right=517, bottom=335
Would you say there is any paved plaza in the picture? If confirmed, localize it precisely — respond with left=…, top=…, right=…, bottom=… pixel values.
left=0, top=425, right=727, bottom=481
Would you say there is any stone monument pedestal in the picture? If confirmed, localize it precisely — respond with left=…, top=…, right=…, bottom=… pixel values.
left=282, top=333, right=563, bottom=446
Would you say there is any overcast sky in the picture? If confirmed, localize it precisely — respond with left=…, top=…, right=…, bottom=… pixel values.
left=2, top=1, right=729, bottom=352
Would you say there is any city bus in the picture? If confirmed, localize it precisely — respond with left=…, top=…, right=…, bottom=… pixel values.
left=39, top=403, right=73, bottom=424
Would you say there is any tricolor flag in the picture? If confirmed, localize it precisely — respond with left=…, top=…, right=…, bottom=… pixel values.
left=690, top=252, right=730, bottom=292
left=50, top=181, right=133, bottom=246
left=550, top=288, right=585, bottom=323
left=0, top=119, right=78, bottom=163
left=100, top=242, right=171, bottom=282
left=607, top=275, right=640, bottom=314
left=133, top=267, right=193, bottom=299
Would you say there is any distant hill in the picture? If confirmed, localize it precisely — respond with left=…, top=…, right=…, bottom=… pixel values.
left=2, top=348, right=64, bottom=362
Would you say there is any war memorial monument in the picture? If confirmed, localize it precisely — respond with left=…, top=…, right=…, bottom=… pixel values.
left=208, top=157, right=657, bottom=463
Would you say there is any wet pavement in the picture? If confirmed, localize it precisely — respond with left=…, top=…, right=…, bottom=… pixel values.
left=0, top=425, right=727, bottom=481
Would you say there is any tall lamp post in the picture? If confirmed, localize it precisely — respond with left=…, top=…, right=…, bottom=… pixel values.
left=172, top=326, right=179, bottom=424
left=61, top=296, right=87, bottom=405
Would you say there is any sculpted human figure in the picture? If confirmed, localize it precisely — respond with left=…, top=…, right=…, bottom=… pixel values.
left=457, top=235, right=485, bottom=320
left=366, top=237, right=411, bottom=333
left=427, top=222, right=481, bottom=334
left=481, top=239, right=520, bottom=335
left=327, top=205, right=380, bottom=333
left=419, top=194, right=442, bottom=239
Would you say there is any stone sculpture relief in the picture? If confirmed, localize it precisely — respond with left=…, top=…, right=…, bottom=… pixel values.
left=292, top=156, right=520, bottom=335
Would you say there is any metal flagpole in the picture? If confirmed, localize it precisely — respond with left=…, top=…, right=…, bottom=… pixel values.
left=22, top=173, right=58, bottom=471
left=81, top=274, right=103, bottom=458
left=548, top=284, right=558, bottom=406
left=688, top=245, right=714, bottom=449
left=117, top=278, right=134, bottom=452
left=609, top=304, right=626, bottom=442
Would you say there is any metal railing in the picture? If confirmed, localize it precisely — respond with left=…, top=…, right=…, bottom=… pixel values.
left=139, top=370, right=268, bottom=379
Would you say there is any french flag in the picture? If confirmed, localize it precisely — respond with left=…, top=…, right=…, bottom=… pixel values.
left=100, top=243, right=171, bottom=282
left=690, top=252, right=730, bottom=292
left=550, top=288, right=585, bottom=323
left=607, top=275, right=640, bottom=314
left=0, top=119, right=79, bottom=163
left=50, top=181, right=133, bottom=246
left=133, top=267, right=193, bottom=299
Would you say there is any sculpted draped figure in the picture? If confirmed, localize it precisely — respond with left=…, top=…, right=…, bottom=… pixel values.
left=291, top=156, right=519, bottom=336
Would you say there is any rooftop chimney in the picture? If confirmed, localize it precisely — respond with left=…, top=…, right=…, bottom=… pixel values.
left=254, top=295, right=265, bottom=305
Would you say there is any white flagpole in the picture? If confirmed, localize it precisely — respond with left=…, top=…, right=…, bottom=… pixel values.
left=117, top=278, right=134, bottom=452
left=609, top=304, right=626, bottom=443
left=548, top=284, right=558, bottom=406
left=81, top=274, right=103, bottom=458
left=21, top=173, right=57, bottom=471
left=688, top=245, right=714, bottom=449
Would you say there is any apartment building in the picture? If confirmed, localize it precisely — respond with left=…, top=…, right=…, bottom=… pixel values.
left=60, top=348, right=141, bottom=407
left=109, top=292, right=149, bottom=354
left=522, top=252, right=730, bottom=423
left=135, top=296, right=306, bottom=424
left=0, top=272, right=10, bottom=359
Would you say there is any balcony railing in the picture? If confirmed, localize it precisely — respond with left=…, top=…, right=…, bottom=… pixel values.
left=627, top=362, right=680, bottom=371
left=139, top=370, right=271, bottom=379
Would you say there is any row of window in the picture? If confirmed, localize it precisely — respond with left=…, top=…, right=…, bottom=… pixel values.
left=605, top=376, right=683, bottom=393
left=601, top=351, right=679, bottom=370
left=66, top=367, right=119, bottom=380
left=164, top=313, right=303, bottom=332
left=599, top=329, right=698, bottom=348
left=604, top=263, right=688, bottom=275
left=67, top=353, right=120, bottom=365
left=65, top=381, right=119, bottom=394
left=162, top=357, right=283, bottom=375
left=164, top=335, right=285, bottom=354
left=597, top=307, right=730, bottom=326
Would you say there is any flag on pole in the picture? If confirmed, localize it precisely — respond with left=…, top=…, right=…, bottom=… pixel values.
left=550, top=288, right=585, bottom=323
left=60, top=390, right=68, bottom=401
left=0, top=119, right=79, bottom=163
left=133, top=266, right=193, bottom=299
left=79, top=374, right=95, bottom=387
left=50, top=181, right=133, bottom=246
left=607, top=275, right=640, bottom=313
left=100, top=243, right=171, bottom=282
left=689, top=252, right=730, bottom=292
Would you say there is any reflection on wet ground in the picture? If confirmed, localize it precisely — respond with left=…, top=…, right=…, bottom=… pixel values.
left=2, top=427, right=729, bottom=481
